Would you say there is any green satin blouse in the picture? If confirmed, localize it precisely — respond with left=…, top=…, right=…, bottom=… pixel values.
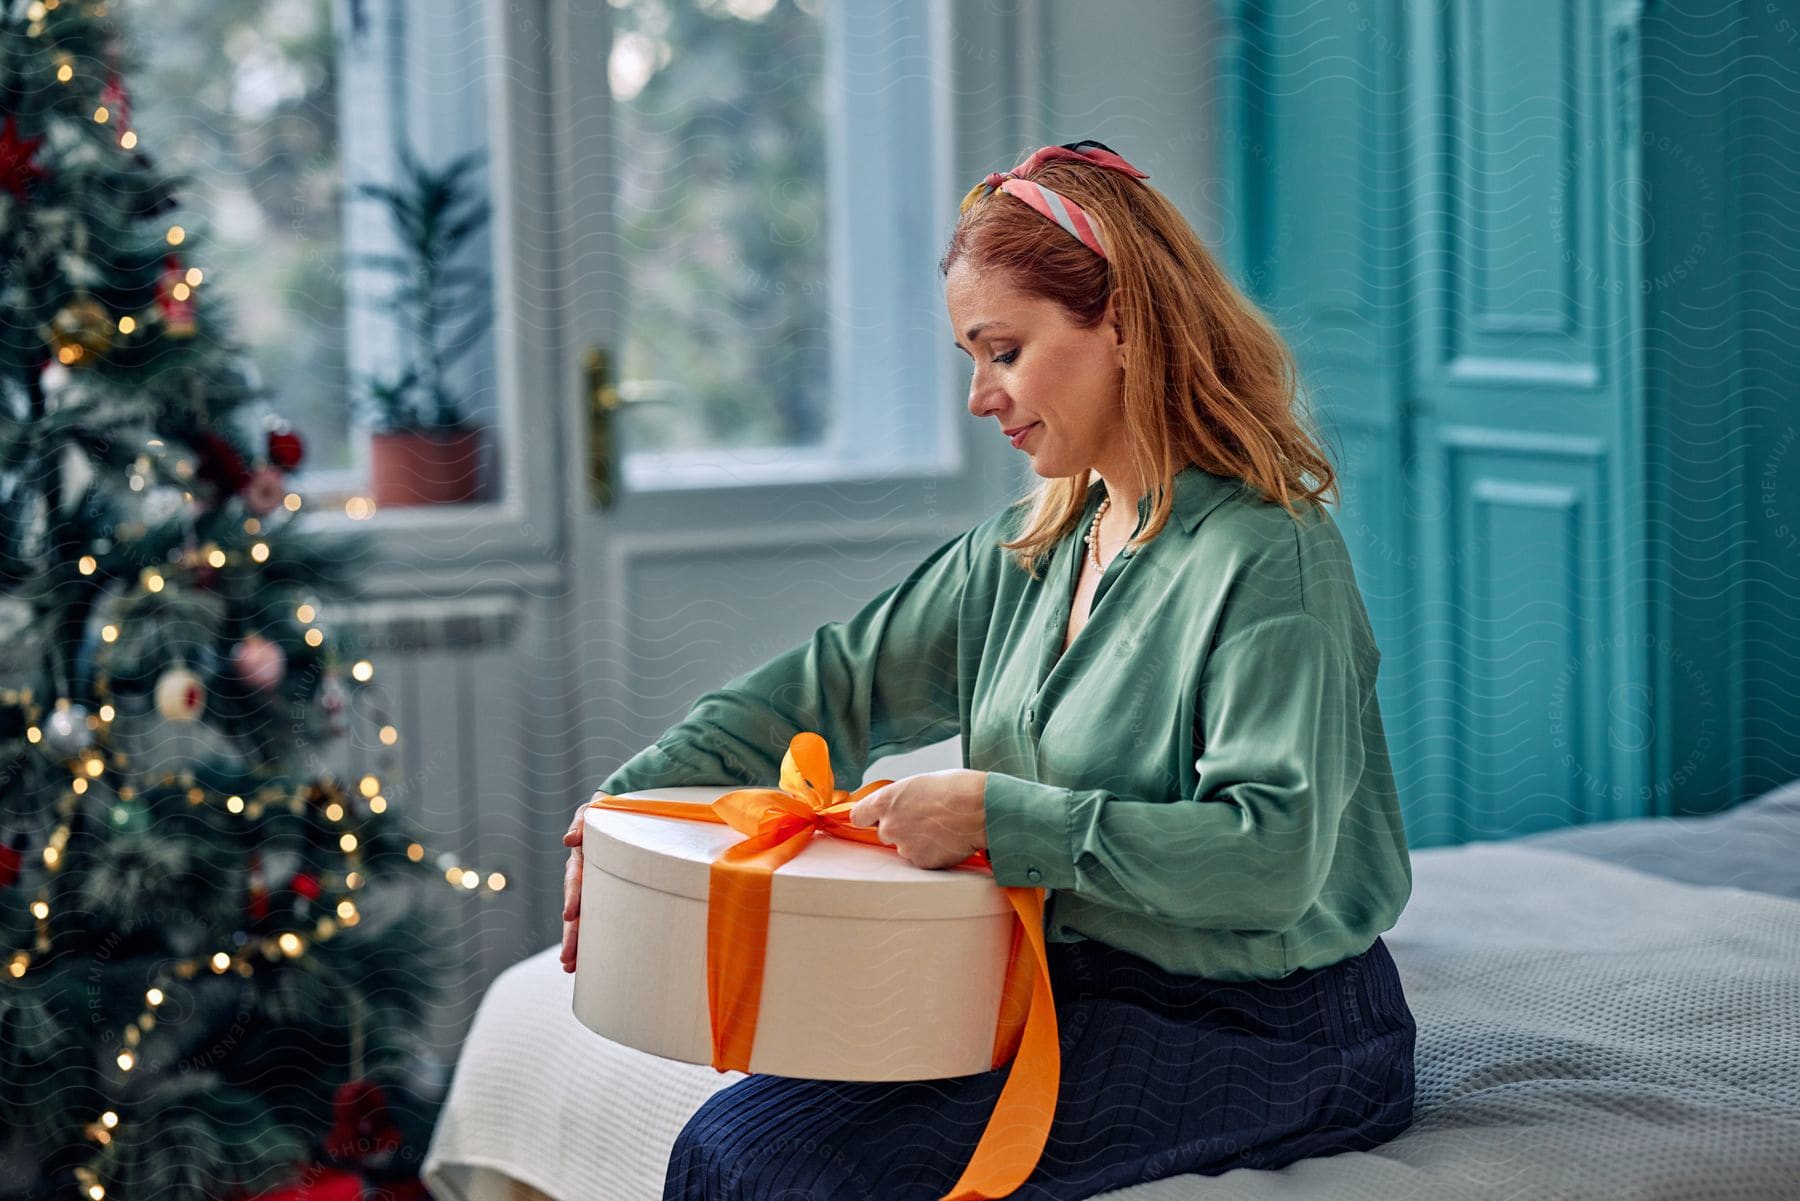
left=595, top=463, right=1413, bottom=981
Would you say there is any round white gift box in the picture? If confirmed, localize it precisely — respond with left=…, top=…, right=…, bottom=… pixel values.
left=572, top=787, right=1019, bottom=1081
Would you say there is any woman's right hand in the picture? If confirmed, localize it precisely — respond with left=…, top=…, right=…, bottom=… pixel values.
left=560, top=797, right=595, bottom=973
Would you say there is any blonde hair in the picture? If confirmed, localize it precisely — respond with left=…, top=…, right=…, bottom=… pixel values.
left=940, top=146, right=1339, bottom=578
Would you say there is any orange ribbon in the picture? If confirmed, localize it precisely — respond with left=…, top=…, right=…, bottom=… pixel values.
left=589, top=731, right=1060, bottom=1201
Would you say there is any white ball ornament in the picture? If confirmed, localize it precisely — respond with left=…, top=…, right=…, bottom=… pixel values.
left=43, top=701, right=95, bottom=755
left=154, top=666, right=205, bottom=722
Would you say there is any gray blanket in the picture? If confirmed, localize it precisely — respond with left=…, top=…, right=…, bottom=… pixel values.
left=1515, top=779, right=1800, bottom=901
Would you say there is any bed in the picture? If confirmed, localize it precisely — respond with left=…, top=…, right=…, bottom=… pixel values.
left=421, top=780, right=1800, bottom=1201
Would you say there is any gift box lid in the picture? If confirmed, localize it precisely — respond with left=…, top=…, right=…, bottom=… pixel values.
left=584, top=787, right=1013, bottom=921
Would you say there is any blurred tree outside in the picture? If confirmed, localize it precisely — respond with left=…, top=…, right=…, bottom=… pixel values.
left=127, top=0, right=837, bottom=470
left=611, top=0, right=832, bottom=453
left=125, top=0, right=351, bottom=474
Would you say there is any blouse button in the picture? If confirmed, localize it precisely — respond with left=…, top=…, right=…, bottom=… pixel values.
left=1026, top=867, right=1043, bottom=883
left=1024, top=704, right=1036, bottom=725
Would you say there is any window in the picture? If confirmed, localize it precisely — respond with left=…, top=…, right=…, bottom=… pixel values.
left=128, top=0, right=355, bottom=477
left=131, top=0, right=504, bottom=513
left=129, top=0, right=952, bottom=515
left=610, top=0, right=953, bottom=487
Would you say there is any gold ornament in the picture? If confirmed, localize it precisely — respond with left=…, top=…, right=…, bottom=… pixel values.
left=41, top=295, right=117, bottom=365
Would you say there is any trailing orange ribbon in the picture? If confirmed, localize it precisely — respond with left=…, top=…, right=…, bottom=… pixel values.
left=589, top=731, right=1060, bottom=1201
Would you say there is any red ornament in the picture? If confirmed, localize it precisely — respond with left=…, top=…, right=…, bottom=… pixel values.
left=156, top=255, right=196, bottom=338
left=243, top=1166, right=365, bottom=1201
left=0, top=837, right=21, bottom=890
left=243, top=465, right=286, bottom=516
left=192, top=430, right=253, bottom=497
left=326, top=1079, right=405, bottom=1162
left=247, top=850, right=269, bottom=920
left=100, top=73, right=135, bottom=148
left=292, top=873, right=322, bottom=901
left=268, top=425, right=305, bottom=470
left=0, top=113, right=47, bottom=203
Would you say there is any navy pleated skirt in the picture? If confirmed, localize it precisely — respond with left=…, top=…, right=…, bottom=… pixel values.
left=663, top=934, right=1416, bottom=1200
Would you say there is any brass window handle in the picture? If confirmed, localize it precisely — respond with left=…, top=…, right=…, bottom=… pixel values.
left=584, top=345, right=626, bottom=510
left=584, top=345, right=684, bottom=509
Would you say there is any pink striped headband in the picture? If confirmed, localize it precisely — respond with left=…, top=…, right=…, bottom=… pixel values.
left=957, top=140, right=1149, bottom=260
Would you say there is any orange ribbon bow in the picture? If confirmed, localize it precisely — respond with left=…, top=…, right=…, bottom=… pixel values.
left=589, top=731, right=1060, bottom=1201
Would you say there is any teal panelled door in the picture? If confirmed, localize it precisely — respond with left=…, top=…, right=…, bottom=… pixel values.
left=1214, top=0, right=1741, bottom=847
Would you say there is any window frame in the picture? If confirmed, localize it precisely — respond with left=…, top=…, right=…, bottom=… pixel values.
left=297, top=0, right=970, bottom=581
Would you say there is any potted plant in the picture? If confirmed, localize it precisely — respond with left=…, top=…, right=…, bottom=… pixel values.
left=351, top=146, right=493, bottom=506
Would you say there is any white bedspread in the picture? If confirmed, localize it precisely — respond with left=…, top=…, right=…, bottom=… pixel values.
left=422, top=843, right=1800, bottom=1201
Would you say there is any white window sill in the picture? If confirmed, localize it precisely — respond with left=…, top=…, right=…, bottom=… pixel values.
left=621, top=446, right=962, bottom=492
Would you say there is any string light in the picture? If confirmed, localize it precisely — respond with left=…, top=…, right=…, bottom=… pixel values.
left=5, top=546, right=512, bottom=1201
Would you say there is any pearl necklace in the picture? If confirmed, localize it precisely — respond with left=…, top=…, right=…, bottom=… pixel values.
left=1084, top=497, right=1111, bottom=573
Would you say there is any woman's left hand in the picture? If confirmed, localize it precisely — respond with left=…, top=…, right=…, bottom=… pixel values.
left=848, top=769, right=990, bottom=869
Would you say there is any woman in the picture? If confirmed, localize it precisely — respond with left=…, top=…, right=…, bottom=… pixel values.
left=560, top=140, right=1417, bottom=1200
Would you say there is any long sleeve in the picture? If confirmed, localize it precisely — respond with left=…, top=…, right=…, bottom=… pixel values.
left=595, top=524, right=982, bottom=798
left=982, top=611, right=1367, bottom=932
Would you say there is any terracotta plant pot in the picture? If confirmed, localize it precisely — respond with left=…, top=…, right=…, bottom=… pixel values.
left=369, top=427, right=485, bottom=507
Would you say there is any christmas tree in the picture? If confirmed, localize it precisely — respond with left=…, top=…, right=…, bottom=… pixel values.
left=1, top=4, right=484, bottom=1198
